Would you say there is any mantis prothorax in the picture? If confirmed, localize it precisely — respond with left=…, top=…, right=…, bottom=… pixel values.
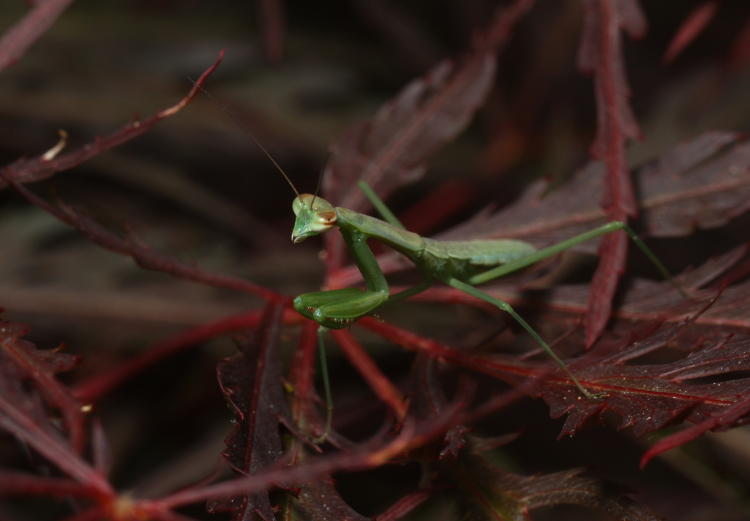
left=288, top=181, right=680, bottom=402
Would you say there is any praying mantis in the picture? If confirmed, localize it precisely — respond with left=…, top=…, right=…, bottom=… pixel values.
left=283, top=174, right=679, bottom=400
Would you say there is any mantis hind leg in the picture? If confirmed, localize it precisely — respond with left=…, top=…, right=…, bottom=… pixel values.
left=469, top=221, right=685, bottom=297
left=446, top=277, right=602, bottom=399
left=357, top=180, right=404, bottom=229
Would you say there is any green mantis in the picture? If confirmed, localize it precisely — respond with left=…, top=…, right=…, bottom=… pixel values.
left=288, top=179, right=679, bottom=400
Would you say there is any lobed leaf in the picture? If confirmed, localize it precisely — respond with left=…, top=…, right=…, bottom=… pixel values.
left=361, top=257, right=750, bottom=455
left=322, top=51, right=495, bottom=213
left=577, top=0, right=647, bottom=344
left=329, top=131, right=750, bottom=290
left=320, top=0, right=538, bottom=270
left=448, top=453, right=661, bottom=521
left=0, top=320, right=109, bottom=492
left=212, top=302, right=288, bottom=520
left=0, top=320, right=85, bottom=452
left=439, top=131, right=749, bottom=249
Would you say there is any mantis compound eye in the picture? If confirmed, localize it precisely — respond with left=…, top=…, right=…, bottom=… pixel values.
left=293, top=194, right=335, bottom=215
left=317, top=210, right=337, bottom=226
left=292, top=194, right=313, bottom=216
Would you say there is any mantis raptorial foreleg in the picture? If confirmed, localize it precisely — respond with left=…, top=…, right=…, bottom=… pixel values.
left=295, top=211, right=391, bottom=440
left=294, top=229, right=389, bottom=328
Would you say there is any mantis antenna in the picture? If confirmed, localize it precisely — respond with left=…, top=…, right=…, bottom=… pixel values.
left=310, top=169, right=325, bottom=209
left=247, top=131, right=300, bottom=198
left=189, top=78, right=300, bottom=197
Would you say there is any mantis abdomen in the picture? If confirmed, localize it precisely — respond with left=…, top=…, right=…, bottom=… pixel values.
left=420, top=238, right=536, bottom=267
left=335, top=206, right=536, bottom=280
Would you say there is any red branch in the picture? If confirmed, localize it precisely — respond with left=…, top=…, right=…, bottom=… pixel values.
left=483, top=0, right=536, bottom=50
left=151, top=399, right=469, bottom=511
left=357, top=317, right=555, bottom=386
left=330, top=329, right=408, bottom=419
left=0, top=471, right=100, bottom=498
left=5, top=180, right=280, bottom=301
left=154, top=427, right=417, bottom=509
left=374, top=490, right=432, bottom=521
left=72, top=310, right=282, bottom=403
left=0, top=0, right=74, bottom=71
left=1, top=53, right=281, bottom=303
left=1, top=51, right=224, bottom=187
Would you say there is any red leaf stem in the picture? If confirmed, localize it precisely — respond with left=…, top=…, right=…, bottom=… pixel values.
left=374, top=489, right=432, bottom=521
left=0, top=471, right=100, bottom=498
left=663, top=1, right=718, bottom=63
left=72, top=310, right=275, bottom=403
left=330, top=329, right=408, bottom=420
left=155, top=427, right=417, bottom=509
left=578, top=0, right=645, bottom=345
left=357, top=317, right=554, bottom=385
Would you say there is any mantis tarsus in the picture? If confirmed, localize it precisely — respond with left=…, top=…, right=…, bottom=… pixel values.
left=288, top=180, right=679, bottom=401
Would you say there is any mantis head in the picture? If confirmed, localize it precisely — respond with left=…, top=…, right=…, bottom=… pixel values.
left=291, top=194, right=337, bottom=243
